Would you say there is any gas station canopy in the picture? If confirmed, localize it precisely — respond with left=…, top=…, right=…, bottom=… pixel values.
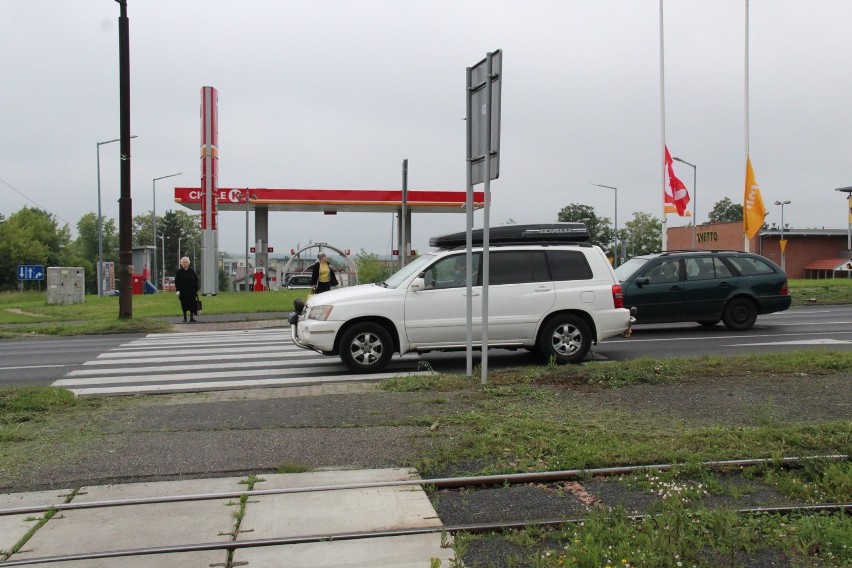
left=175, top=187, right=485, bottom=214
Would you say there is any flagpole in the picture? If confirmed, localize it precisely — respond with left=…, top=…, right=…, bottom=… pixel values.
left=660, top=0, right=668, bottom=251
left=744, top=0, right=750, bottom=252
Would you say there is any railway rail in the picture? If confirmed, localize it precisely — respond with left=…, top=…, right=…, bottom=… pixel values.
left=1, top=455, right=848, bottom=567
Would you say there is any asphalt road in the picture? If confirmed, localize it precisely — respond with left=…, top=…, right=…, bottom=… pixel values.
left=1, top=305, right=851, bottom=390
left=0, top=335, right=139, bottom=386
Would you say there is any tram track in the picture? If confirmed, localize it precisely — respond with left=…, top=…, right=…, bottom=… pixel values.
left=1, top=455, right=848, bottom=566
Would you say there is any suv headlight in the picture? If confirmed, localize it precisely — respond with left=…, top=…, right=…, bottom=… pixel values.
left=306, top=305, right=334, bottom=321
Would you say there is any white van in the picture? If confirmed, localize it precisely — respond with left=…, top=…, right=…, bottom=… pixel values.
left=289, top=224, right=632, bottom=372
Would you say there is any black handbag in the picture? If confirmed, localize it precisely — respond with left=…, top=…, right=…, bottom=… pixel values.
left=195, top=296, right=203, bottom=313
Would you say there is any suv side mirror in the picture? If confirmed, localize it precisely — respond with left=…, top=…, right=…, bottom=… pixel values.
left=635, top=276, right=650, bottom=288
left=410, top=276, right=426, bottom=291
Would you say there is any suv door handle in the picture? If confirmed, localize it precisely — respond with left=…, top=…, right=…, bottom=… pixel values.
left=464, top=291, right=481, bottom=297
left=669, top=285, right=682, bottom=291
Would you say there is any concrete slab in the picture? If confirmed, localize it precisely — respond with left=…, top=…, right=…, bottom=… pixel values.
left=0, top=488, right=71, bottom=510
left=10, top=551, right=226, bottom=568
left=71, top=475, right=248, bottom=502
left=0, top=514, right=38, bottom=556
left=254, top=467, right=422, bottom=489
left=235, top=468, right=451, bottom=566
left=0, top=488, right=71, bottom=556
left=233, top=533, right=455, bottom=567
left=242, top=469, right=442, bottom=538
left=12, top=478, right=245, bottom=566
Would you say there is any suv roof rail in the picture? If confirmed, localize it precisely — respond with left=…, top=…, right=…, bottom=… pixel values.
left=430, top=223, right=590, bottom=249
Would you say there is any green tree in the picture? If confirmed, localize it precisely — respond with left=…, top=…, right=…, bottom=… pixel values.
left=708, top=197, right=744, bottom=224
left=69, top=213, right=119, bottom=292
left=556, top=203, right=614, bottom=256
left=0, top=207, right=71, bottom=290
left=354, top=250, right=393, bottom=284
left=135, top=210, right=201, bottom=280
left=622, top=211, right=662, bottom=258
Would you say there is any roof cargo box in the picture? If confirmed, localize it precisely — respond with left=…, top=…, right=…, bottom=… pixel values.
left=430, top=223, right=590, bottom=249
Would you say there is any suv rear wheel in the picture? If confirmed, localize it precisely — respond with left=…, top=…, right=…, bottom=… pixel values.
left=339, top=323, right=393, bottom=373
left=538, top=314, right=591, bottom=364
left=722, top=297, right=757, bottom=331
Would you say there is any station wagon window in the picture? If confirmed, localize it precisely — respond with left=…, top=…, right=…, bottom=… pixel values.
left=685, top=257, right=734, bottom=280
left=644, top=259, right=681, bottom=284
left=546, top=250, right=593, bottom=281
left=726, top=256, right=776, bottom=276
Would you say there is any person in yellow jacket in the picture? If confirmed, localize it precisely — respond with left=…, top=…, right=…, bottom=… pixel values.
left=309, top=252, right=339, bottom=293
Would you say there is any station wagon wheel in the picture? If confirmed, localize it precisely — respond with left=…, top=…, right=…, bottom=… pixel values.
left=538, top=314, right=591, bottom=364
left=339, top=322, right=393, bottom=373
left=722, top=297, right=757, bottom=331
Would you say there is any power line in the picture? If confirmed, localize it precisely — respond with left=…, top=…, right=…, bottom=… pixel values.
left=0, top=175, right=73, bottom=226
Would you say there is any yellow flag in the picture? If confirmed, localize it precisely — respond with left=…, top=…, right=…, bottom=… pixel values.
left=743, top=156, right=766, bottom=239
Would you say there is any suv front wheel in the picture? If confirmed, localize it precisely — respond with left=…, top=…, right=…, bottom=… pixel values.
left=339, top=322, right=394, bottom=373
left=538, top=314, right=591, bottom=364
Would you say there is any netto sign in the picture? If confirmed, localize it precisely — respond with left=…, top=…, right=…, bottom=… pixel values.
left=697, top=231, right=719, bottom=243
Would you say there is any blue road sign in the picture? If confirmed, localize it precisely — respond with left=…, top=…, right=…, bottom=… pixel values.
left=17, top=265, right=45, bottom=281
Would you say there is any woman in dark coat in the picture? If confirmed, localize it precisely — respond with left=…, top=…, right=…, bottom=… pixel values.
left=309, top=252, right=339, bottom=294
left=174, top=256, right=199, bottom=323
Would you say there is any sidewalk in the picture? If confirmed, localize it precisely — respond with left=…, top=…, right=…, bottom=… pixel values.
left=162, top=311, right=291, bottom=332
left=0, top=469, right=455, bottom=567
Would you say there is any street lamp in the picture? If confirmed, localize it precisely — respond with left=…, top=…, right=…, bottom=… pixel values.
left=152, top=173, right=182, bottom=290
left=672, top=157, right=697, bottom=249
left=774, top=200, right=791, bottom=272
left=158, top=233, right=165, bottom=290
left=96, top=135, right=137, bottom=297
left=591, top=183, right=618, bottom=266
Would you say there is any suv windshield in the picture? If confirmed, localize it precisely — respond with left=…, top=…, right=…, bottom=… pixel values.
left=382, top=253, right=436, bottom=288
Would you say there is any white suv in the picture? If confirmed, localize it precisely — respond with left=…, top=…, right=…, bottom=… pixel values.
left=289, top=224, right=632, bottom=372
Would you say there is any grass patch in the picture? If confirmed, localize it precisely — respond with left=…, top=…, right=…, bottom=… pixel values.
left=452, top=505, right=852, bottom=567
left=0, top=289, right=306, bottom=337
left=276, top=463, right=312, bottom=474
left=788, top=277, right=852, bottom=305
left=0, top=387, right=78, bottom=422
left=745, top=459, right=852, bottom=504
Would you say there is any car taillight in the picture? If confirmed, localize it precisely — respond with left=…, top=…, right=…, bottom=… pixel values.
left=780, top=280, right=789, bottom=295
left=612, top=284, right=624, bottom=308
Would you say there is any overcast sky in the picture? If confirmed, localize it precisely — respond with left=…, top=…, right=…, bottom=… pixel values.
left=2, top=0, right=851, bottom=261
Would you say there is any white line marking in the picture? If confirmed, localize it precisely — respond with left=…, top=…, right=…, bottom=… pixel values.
left=67, top=372, right=431, bottom=396
left=726, top=338, right=852, bottom=347
left=82, top=350, right=308, bottom=366
left=55, top=363, right=360, bottom=386
left=67, top=359, right=330, bottom=377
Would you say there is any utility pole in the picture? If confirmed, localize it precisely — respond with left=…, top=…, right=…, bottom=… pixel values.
left=117, top=0, right=133, bottom=318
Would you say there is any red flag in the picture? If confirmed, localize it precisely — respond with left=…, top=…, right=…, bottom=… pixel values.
left=664, top=146, right=691, bottom=216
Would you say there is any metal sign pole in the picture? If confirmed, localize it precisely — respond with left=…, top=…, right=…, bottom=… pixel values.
left=401, top=159, right=408, bottom=269
left=465, top=66, right=474, bottom=381
left=480, top=51, right=493, bottom=386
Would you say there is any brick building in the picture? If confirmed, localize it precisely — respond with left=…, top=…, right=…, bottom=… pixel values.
left=666, top=222, right=852, bottom=279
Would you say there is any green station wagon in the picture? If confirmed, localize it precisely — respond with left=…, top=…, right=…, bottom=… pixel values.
left=614, top=251, right=792, bottom=330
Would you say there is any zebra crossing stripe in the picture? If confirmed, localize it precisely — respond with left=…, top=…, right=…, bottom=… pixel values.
left=54, top=328, right=430, bottom=396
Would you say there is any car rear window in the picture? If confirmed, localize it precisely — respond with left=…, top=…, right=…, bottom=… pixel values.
left=726, top=256, right=777, bottom=276
left=546, top=250, right=593, bottom=281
